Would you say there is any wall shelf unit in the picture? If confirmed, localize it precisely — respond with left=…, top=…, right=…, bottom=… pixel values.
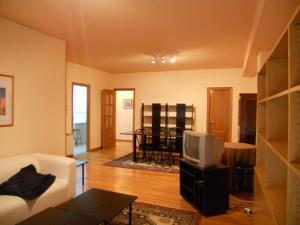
left=255, top=8, right=300, bottom=225
left=141, top=103, right=194, bottom=155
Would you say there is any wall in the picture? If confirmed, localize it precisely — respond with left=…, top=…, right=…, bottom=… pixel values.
left=110, top=69, right=257, bottom=142
left=0, top=17, right=66, bottom=157
left=116, top=90, right=134, bottom=140
left=66, top=62, right=110, bottom=151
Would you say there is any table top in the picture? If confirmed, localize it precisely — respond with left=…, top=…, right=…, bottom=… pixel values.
left=224, top=142, right=256, bottom=150
left=76, top=159, right=87, bottom=167
left=16, top=207, right=98, bottom=225
left=58, top=188, right=137, bottom=224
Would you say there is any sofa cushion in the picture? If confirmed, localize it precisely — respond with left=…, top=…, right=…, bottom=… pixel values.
left=0, top=177, right=69, bottom=225
left=0, top=164, right=55, bottom=200
left=0, top=155, right=40, bottom=184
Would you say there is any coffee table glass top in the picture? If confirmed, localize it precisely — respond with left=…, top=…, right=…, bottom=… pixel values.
left=16, top=207, right=98, bottom=225
left=58, top=188, right=137, bottom=224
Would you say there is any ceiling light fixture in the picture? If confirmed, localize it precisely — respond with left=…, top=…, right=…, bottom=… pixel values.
left=170, top=56, right=176, bottom=64
left=150, top=55, right=176, bottom=64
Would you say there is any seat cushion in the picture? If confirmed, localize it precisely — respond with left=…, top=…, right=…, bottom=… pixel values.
left=0, top=177, right=69, bottom=225
left=0, top=155, right=40, bottom=184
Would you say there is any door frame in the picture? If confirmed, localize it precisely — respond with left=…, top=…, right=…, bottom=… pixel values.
left=114, top=88, right=136, bottom=137
left=72, top=82, right=91, bottom=152
left=206, top=87, right=233, bottom=141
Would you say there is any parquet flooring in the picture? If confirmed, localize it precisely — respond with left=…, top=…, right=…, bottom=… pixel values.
left=75, top=141, right=254, bottom=225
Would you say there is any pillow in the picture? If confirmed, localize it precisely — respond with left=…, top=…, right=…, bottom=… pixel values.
left=0, top=164, right=55, bottom=200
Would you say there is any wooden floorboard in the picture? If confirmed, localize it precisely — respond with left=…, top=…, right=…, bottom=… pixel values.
left=75, top=141, right=254, bottom=225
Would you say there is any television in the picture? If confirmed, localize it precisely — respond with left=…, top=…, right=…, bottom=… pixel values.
left=183, top=131, right=224, bottom=167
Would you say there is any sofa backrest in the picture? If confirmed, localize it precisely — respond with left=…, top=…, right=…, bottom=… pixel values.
left=0, top=155, right=40, bottom=184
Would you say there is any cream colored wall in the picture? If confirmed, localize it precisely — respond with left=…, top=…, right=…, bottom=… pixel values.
left=116, top=90, right=134, bottom=140
left=111, top=69, right=257, bottom=142
left=0, top=17, right=66, bottom=157
left=66, top=62, right=110, bottom=151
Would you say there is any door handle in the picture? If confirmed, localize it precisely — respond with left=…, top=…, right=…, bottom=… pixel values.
left=210, top=120, right=215, bottom=123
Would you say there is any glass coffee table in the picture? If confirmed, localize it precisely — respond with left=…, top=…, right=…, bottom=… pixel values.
left=58, top=188, right=137, bottom=225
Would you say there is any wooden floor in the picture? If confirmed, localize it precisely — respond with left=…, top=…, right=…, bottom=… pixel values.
left=75, top=141, right=254, bottom=225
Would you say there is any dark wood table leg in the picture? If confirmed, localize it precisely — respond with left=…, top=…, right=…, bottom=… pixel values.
left=129, top=203, right=132, bottom=225
left=82, top=164, right=84, bottom=186
left=142, top=134, right=146, bottom=159
left=133, top=134, right=137, bottom=162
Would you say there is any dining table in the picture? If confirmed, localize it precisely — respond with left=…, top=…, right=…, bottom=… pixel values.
left=121, top=127, right=184, bottom=163
left=119, top=131, right=141, bottom=162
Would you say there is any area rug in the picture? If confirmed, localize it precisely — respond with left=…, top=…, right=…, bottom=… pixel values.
left=103, top=153, right=180, bottom=173
left=109, top=202, right=200, bottom=225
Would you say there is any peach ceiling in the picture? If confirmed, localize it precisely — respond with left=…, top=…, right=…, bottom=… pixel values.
left=0, top=0, right=299, bottom=74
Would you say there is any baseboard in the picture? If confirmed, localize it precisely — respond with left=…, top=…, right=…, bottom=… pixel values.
left=89, top=146, right=102, bottom=151
left=116, top=139, right=132, bottom=142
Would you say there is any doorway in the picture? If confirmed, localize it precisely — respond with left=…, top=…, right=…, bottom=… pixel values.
left=239, top=93, right=257, bottom=144
left=72, top=83, right=90, bottom=155
left=115, top=89, right=135, bottom=141
left=207, top=87, right=232, bottom=141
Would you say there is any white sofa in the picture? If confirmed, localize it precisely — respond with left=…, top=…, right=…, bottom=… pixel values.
left=0, top=153, right=76, bottom=225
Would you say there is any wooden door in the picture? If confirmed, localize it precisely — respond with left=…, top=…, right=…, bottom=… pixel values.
left=101, top=89, right=116, bottom=148
left=239, top=93, right=257, bottom=144
left=207, top=87, right=232, bottom=141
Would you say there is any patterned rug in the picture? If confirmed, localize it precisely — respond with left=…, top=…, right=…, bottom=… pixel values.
left=103, top=153, right=180, bottom=173
left=109, top=202, right=200, bottom=225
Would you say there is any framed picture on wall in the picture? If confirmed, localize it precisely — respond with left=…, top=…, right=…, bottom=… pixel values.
left=0, top=74, right=14, bottom=127
left=123, top=99, right=132, bottom=109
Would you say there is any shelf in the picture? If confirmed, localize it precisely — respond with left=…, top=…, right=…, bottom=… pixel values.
left=258, top=98, right=267, bottom=104
left=168, top=105, right=194, bottom=112
left=290, top=15, right=300, bottom=88
left=266, top=59, right=288, bottom=97
left=265, top=188, right=287, bottom=225
left=270, top=31, right=288, bottom=60
left=266, top=140, right=288, bottom=162
left=256, top=166, right=266, bottom=187
left=254, top=173, right=278, bottom=225
left=255, top=9, right=300, bottom=225
left=257, top=103, right=266, bottom=137
left=266, top=95, right=288, bottom=142
left=264, top=147, right=287, bottom=225
left=257, top=132, right=266, bottom=141
left=289, top=92, right=300, bottom=165
left=287, top=168, right=300, bottom=225
left=266, top=89, right=289, bottom=101
left=290, top=163, right=300, bottom=177
left=290, top=84, right=300, bottom=93
left=258, top=65, right=267, bottom=100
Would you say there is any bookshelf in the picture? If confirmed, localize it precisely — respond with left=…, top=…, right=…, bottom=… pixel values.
left=255, top=8, right=300, bottom=225
left=141, top=103, right=194, bottom=155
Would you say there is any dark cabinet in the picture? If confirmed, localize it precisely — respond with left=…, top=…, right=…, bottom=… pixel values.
left=180, top=159, right=229, bottom=216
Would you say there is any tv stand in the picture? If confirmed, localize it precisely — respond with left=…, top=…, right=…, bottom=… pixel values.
left=180, top=159, right=229, bottom=216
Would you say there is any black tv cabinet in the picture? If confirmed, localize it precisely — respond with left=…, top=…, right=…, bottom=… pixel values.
left=180, top=159, right=229, bottom=216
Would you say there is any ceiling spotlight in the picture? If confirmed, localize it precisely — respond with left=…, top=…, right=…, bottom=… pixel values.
left=151, top=57, right=156, bottom=64
left=170, top=56, right=176, bottom=64
left=161, top=56, right=166, bottom=64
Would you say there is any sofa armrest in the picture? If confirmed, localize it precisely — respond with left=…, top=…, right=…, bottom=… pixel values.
left=33, top=153, right=76, bottom=198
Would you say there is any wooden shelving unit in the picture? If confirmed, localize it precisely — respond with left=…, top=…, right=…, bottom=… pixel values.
left=255, top=8, right=300, bottom=225
left=141, top=103, right=194, bottom=131
left=141, top=103, right=194, bottom=155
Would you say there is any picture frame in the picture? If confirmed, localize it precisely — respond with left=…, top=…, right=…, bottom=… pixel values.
left=0, top=74, right=14, bottom=127
left=123, top=99, right=132, bottom=109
